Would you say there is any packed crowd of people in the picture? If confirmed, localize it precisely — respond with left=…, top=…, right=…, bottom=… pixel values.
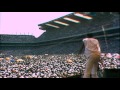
left=1, top=36, right=119, bottom=56
left=100, top=53, right=120, bottom=69
left=0, top=53, right=120, bottom=78
left=0, top=12, right=119, bottom=78
left=0, top=35, right=35, bottom=43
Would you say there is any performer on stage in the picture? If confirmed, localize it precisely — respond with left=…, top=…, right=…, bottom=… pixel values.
left=79, top=33, right=103, bottom=78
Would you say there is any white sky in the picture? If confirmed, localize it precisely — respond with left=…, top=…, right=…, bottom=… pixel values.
left=0, top=12, right=73, bottom=38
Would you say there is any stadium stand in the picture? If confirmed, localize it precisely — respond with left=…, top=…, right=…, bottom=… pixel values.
left=37, top=12, right=119, bottom=42
left=0, top=35, right=36, bottom=43
left=0, top=12, right=119, bottom=78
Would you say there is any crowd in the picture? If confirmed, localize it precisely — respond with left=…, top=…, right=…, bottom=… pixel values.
left=3, top=37, right=119, bottom=56
left=0, top=35, right=35, bottom=43
left=0, top=13, right=119, bottom=78
left=99, top=38, right=120, bottom=53
left=0, top=53, right=119, bottom=78
left=100, top=53, right=120, bottom=69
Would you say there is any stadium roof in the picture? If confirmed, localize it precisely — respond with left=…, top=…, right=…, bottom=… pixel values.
left=38, top=12, right=119, bottom=30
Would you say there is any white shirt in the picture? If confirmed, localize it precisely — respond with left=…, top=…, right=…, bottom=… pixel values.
left=83, top=38, right=101, bottom=58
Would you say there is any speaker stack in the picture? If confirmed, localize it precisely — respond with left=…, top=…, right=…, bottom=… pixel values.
left=103, top=69, right=120, bottom=78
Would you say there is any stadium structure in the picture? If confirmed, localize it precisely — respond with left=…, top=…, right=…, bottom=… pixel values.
left=0, top=12, right=119, bottom=55
left=0, top=12, right=120, bottom=78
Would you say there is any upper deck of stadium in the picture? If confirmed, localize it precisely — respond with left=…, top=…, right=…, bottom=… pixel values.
left=0, top=12, right=119, bottom=44
left=0, top=12, right=119, bottom=54
left=38, top=12, right=119, bottom=30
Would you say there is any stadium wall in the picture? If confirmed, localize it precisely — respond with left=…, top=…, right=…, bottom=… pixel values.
left=0, top=28, right=119, bottom=55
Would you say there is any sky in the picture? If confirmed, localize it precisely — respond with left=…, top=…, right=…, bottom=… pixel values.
left=0, top=12, right=73, bottom=38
